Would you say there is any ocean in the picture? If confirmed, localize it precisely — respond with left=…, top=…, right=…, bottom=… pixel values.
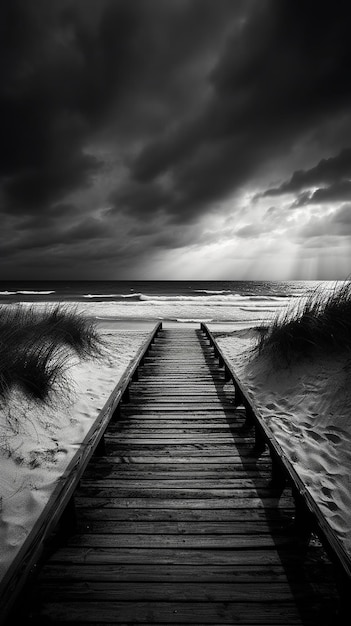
left=0, top=279, right=331, bottom=328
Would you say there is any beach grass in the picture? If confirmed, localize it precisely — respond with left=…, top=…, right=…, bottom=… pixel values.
left=256, top=281, right=351, bottom=365
left=0, top=304, right=104, bottom=403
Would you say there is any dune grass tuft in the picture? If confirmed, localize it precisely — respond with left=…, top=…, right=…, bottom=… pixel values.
left=256, top=281, right=351, bottom=366
left=0, top=304, right=104, bottom=403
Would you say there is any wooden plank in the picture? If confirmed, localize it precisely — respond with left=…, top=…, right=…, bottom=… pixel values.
left=76, top=508, right=290, bottom=522
left=104, top=436, right=241, bottom=443
left=96, top=455, right=269, bottom=463
left=33, top=600, right=304, bottom=623
left=101, top=447, right=259, bottom=456
left=82, top=470, right=273, bottom=480
left=34, top=563, right=293, bottom=583
left=75, top=497, right=293, bottom=509
left=121, top=409, right=235, bottom=414
left=122, top=405, right=235, bottom=411
left=36, top=581, right=306, bottom=602
left=66, top=533, right=293, bottom=549
left=84, top=459, right=270, bottom=470
left=83, top=461, right=272, bottom=473
left=74, top=520, right=290, bottom=534
left=79, top=479, right=271, bottom=489
left=42, top=547, right=295, bottom=566
left=75, top=486, right=282, bottom=499
left=115, top=421, right=242, bottom=428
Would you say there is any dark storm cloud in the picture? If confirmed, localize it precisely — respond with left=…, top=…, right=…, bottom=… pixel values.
left=125, top=0, right=351, bottom=224
left=2, top=0, right=351, bottom=277
left=0, top=0, right=242, bottom=217
left=262, top=149, right=351, bottom=199
left=0, top=0, right=102, bottom=214
left=291, top=181, right=351, bottom=208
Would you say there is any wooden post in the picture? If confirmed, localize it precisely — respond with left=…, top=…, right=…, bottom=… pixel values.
left=269, top=451, right=286, bottom=496
left=122, top=386, right=130, bottom=403
left=59, top=496, right=77, bottom=536
left=252, top=424, right=266, bottom=457
left=292, top=486, right=313, bottom=542
left=224, top=366, right=231, bottom=382
left=233, top=383, right=244, bottom=407
left=334, top=564, right=350, bottom=624
left=112, top=402, right=121, bottom=422
left=94, top=435, right=106, bottom=457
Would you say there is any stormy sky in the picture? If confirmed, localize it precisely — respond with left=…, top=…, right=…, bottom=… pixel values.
left=1, top=0, right=351, bottom=280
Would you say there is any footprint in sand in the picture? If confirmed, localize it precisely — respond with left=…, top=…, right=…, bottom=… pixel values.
left=323, top=501, right=338, bottom=512
left=325, top=433, right=342, bottom=444
left=327, top=425, right=347, bottom=434
left=265, top=403, right=277, bottom=410
left=301, top=421, right=313, bottom=429
left=307, top=431, right=324, bottom=442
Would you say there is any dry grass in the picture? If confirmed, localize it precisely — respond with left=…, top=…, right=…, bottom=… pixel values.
left=0, top=304, right=104, bottom=403
left=256, top=281, right=351, bottom=366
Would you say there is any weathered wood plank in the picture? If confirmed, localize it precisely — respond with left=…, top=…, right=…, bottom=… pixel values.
left=75, top=497, right=294, bottom=509
left=36, top=581, right=309, bottom=602
left=74, top=520, right=290, bottom=534
left=34, top=563, right=293, bottom=583
left=84, top=459, right=270, bottom=469
left=34, top=601, right=304, bottom=623
left=76, top=507, right=290, bottom=522
left=102, top=446, right=260, bottom=456
left=79, top=478, right=271, bottom=489
left=120, top=408, right=239, bottom=414
left=93, top=455, right=269, bottom=463
left=104, top=436, right=242, bottom=443
left=82, top=470, right=272, bottom=481
left=66, top=533, right=294, bottom=549
left=75, top=486, right=284, bottom=499
left=43, top=547, right=297, bottom=566
left=83, top=462, right=272, bottom=474
left=108, top=427, right=247, bottom=434
left=110, top=417, right=246, bottom=427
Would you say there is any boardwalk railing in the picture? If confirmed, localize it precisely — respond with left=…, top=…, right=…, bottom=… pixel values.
left=200, top=322, right=351, bottom=615
left=0, top=321, right=163, bottom=624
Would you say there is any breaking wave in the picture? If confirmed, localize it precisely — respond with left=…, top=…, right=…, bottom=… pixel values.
left=0, top=290, right=55, bottom=295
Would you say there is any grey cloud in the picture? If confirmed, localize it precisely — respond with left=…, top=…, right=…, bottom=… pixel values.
left=292, top=181, right=351, bottom=207
left=332, top=204, right=351, bottom=225
left=129, top=0, right=351, bottom=227
left=262, top=148, right=351, bottom=197
left=298, top=205, right=351, bottom=240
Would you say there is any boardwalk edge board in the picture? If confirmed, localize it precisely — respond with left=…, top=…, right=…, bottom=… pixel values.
left=200, top=321, right=351, bottom=609
left=0, top=322, right=163, bottom=623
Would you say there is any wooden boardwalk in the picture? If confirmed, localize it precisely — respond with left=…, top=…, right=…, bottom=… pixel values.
left=12, top=328, right=339, bottom=624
